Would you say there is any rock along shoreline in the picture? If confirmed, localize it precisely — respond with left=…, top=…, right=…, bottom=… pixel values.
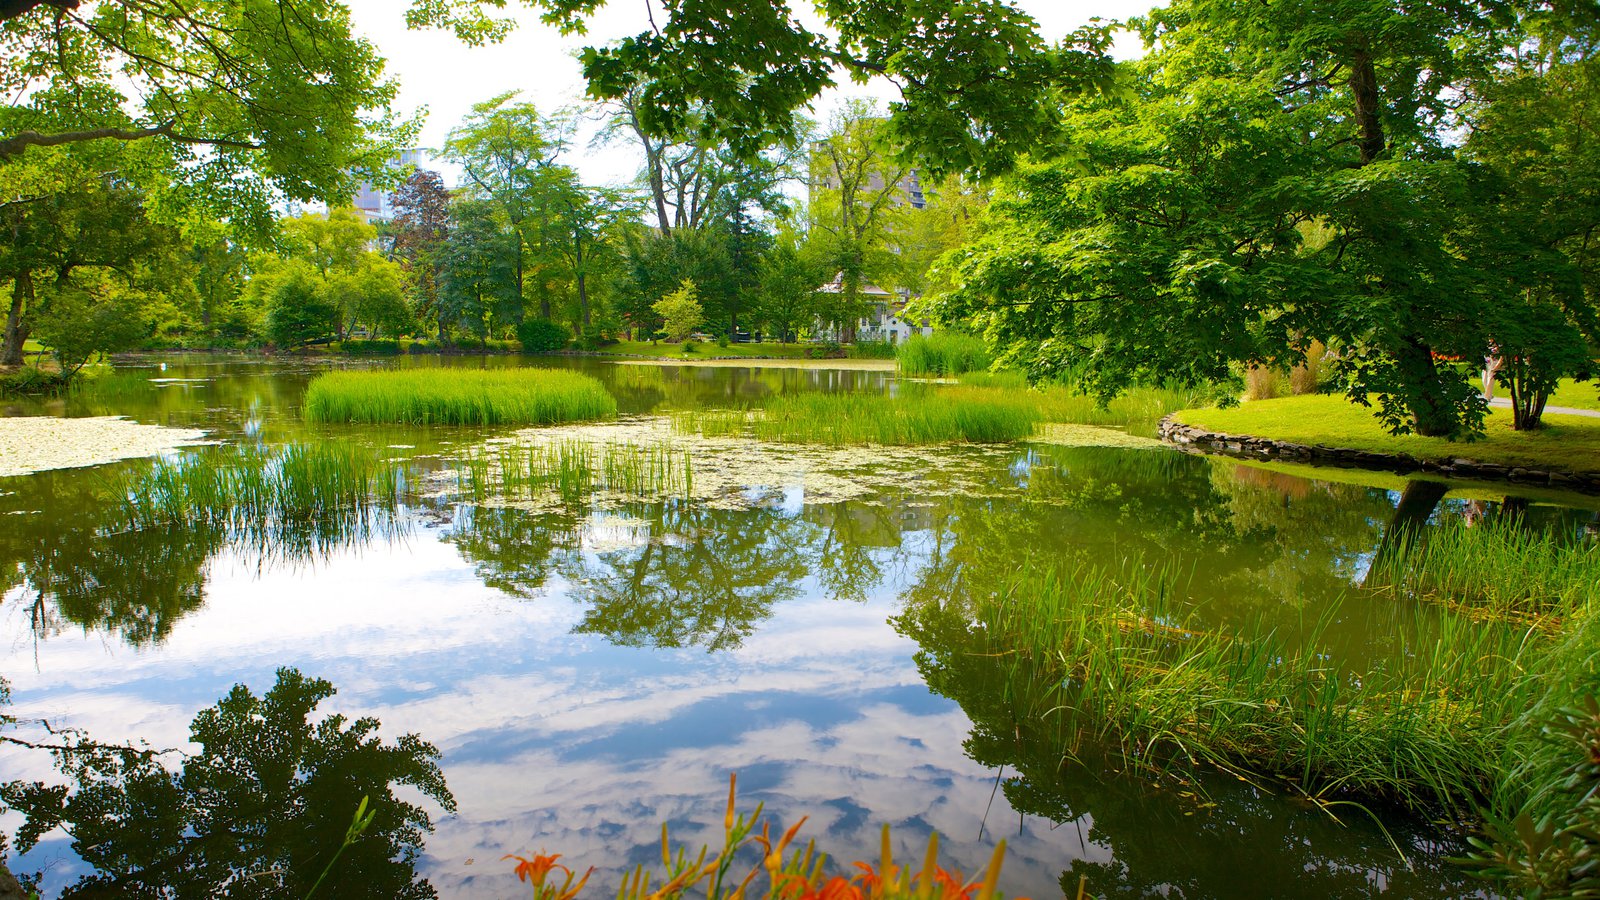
left=1158, top=413, right=1600, bottom=495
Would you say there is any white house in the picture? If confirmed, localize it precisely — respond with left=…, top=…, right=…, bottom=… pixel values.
left=814, top=274, right=933, bottom=344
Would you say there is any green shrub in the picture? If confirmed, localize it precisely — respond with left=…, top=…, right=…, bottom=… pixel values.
left=848, top=339, right=897, bottom=359
left=518, top=319, right=570, bottom=352
left=303, top=368, right=617, bottom=426
left=896, top=332, right=991, bottom=376
left=265, top=268, right=339, bottom=347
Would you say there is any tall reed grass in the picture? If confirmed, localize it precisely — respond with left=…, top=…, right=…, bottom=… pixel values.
left=457, top=441, right=693, bottom=505
left=896, top=333, right=992, bottom=376
left=1367, top=518, right=1600, bottom=629
left=111, top=444, right=408, bottom=561
left=976, top=558, right=1541, bottom=812
left=674, top=391, right=1039, bottom=445
left=303, top=368, right=616, bottom=426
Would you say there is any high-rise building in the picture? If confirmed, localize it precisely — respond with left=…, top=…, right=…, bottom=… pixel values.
left=352, top=148, right=426, bottom=223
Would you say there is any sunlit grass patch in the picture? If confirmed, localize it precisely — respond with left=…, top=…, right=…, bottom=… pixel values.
left=1173, top=395, right=1600, bottom=474
left=950, top=375, right=1209, bottom=433
left=673, top=391, right=1039, bottom=445
left=303, top=368, right=616, bottom=426
left=896, top=333, right=992, bottom=376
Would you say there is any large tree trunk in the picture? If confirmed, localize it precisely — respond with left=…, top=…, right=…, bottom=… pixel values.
left=1349, top=46, right=1386, bottom=165
left=1395, top=335, right=1460, bottom=437
left=2, top=270, right=34, bottom=367
left=1503, top=356, right=1550, bottom=430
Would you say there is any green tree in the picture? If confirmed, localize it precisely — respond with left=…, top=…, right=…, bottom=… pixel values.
left=756, top=230, right=827, bottom=342
left=1462, top=18, right=1600, bottom=429
left=408, top=0, right=1114, bottom=178
left=29, top=273, right=151, bottom=375
left=0, top=0, right=423, bottom=236
left=0, top=172, right=173, bottom=367
left=265, top=262, right=340, bottom=347
left=653, top=279, right=705, bottom=342
left=437, top=198, right=519, bottom=341
left=935, top=0, right=1542, bottom=438
left=810, top=101, right=912, bottom=339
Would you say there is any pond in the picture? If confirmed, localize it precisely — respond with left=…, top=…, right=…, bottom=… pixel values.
left=3, top=354, right=1596, bottom=898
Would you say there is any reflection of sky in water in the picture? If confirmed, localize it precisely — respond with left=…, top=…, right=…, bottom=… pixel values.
left=0, top=522, right=1110, bottom=899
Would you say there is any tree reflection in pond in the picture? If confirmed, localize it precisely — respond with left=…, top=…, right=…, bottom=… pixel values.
left=1, top=669, right=455, bottom=899
left=569, top=505, right=808, bottom=651
left=0, top=464, right=405, bottom=648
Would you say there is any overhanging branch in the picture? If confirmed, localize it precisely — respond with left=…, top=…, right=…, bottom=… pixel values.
left=0, top=122, right=263, bottom=159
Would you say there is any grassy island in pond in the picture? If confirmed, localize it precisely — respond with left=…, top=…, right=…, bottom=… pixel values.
left=1172, top=395, right=1600, bottom=475
left=303, top=368, right=616, bottom=426
left=676, top=390, right=1041, bottom=445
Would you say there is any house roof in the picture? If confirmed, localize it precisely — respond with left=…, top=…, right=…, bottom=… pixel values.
left=816, top=273, right=896, bottom=298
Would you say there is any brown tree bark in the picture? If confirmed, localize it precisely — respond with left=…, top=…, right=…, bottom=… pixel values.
left=2, top=271, right=34, bottom=368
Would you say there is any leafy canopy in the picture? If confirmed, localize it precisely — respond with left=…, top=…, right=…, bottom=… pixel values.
left=407, top=0, right=1116, bottom=177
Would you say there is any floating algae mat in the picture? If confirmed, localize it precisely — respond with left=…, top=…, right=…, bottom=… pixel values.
left=303, top=367, right=617, bottom=426
left=0, top=415, right=210, bottom=477
left=436, top=416, right=1031, bottom=512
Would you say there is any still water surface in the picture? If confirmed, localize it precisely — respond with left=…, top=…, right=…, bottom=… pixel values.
left=4, top=355, right=1598, bottom=898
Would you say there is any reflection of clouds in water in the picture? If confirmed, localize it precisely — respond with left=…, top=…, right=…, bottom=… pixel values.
left=0, top=521, right=1101, bottom=900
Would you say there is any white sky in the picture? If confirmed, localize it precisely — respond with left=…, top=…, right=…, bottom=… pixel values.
left=343, top=0, right=1159, bottom=189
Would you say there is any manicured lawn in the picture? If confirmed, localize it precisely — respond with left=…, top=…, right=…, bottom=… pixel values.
left=1549, top=378, right=1600, bottom=412
left=1173, top=394, right=1600, bottom=474
left=594, top=340, right=819, bottom=360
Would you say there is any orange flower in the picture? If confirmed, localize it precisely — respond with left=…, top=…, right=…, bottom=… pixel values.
left=851, top=861, right=893, bottom=897
left=504, top=852, right=572, bottom=887
left=931, top=867, right=979, bottom=900
left=805, top=876, right=867, bottom=900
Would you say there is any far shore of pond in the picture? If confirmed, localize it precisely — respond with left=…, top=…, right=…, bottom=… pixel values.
left=610, top=357, right=897, bottom=371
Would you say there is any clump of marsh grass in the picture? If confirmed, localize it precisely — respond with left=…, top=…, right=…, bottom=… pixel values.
left=669, top=406, right=754, bottom=439
left=673, top=391, right=1039, bottom=445
left=975, top=558, right=1541, bottom=812
left=1367, top=518, right=1600, bottom=629
left=896, top=333, right=992, bottom=376
left=457, top=441, right=693, bottom=506
left=112, top=444, right=408, bottom=561
left=303, top=368, right=617, bottom=426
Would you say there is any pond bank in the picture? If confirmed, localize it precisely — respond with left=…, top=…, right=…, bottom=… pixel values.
left=1160, top=411, right=1600, bottom=493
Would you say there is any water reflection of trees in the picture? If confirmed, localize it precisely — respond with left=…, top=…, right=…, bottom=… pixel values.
left=572, top=505, right=809, bottom=651
left=0, top=468, right=400, bottom=648
left=1, top=668, right=454, bottom=899
left=444, top=496, right=941, bottom=651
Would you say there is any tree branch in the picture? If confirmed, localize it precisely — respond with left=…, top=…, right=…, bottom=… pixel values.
left=0, top=122, right=263, bottom=159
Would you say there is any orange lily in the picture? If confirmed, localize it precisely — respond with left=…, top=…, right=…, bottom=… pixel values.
left=505, top=852, right=572, bottom=887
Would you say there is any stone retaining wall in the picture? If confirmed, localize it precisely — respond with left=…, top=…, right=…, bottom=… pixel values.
left=1158, top=414, right=1600, bottom=494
